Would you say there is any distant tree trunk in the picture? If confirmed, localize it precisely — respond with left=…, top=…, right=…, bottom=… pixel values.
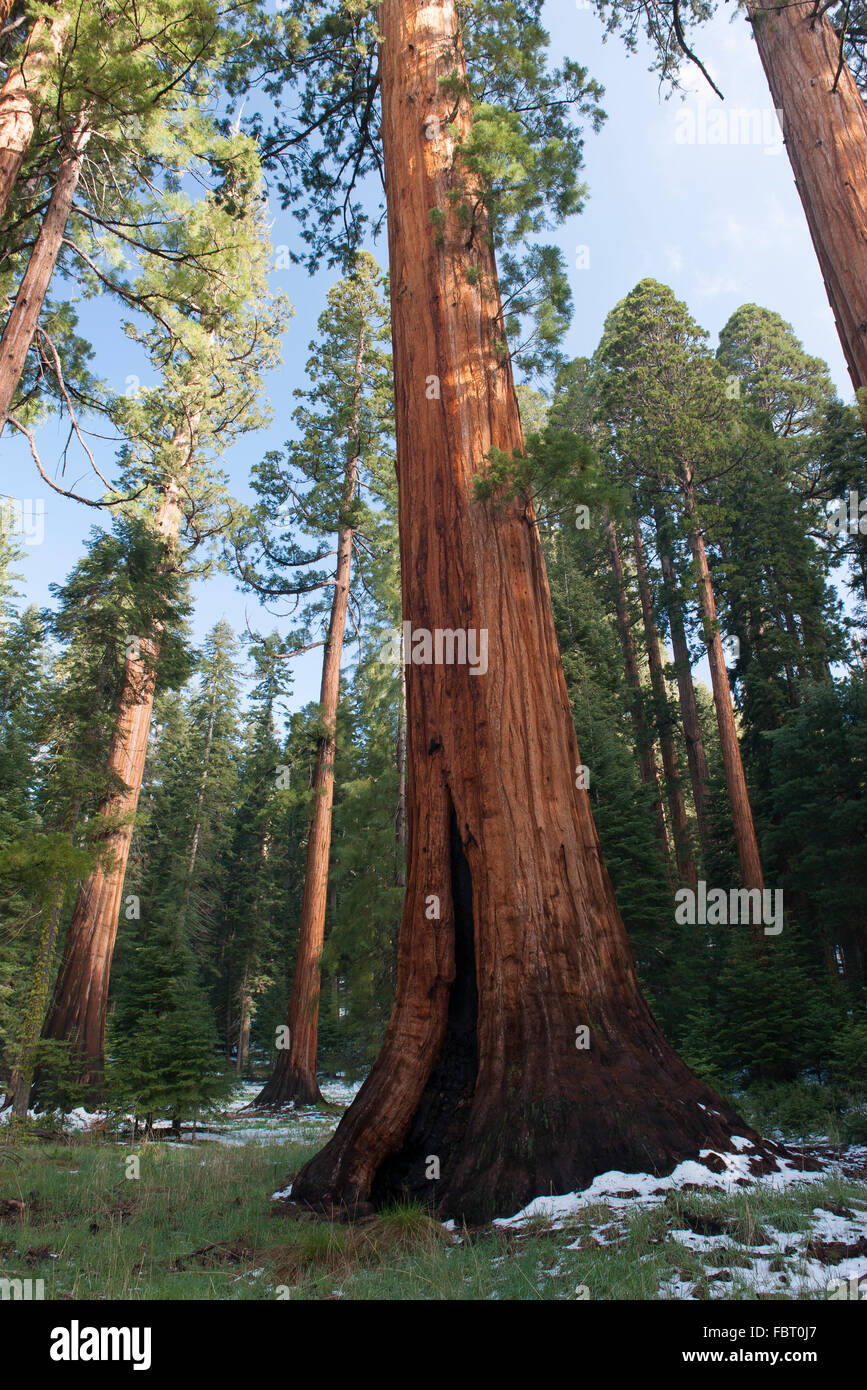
left=236, top=967, right=252, bottom=1075
left=256, top=350, right=364, bottom=1109
left=682, top=470, right=765, bottom=894
left=653, top=504, right=713, bottom=856
left=290, top=0, right=782, bottom=1223
left=0, top=13, right=68, bottom=220
left=0, top=110, right=90, bottom=433
left=176, top=696, right=216, bottom=943
left=234, top=832, right=270, bottom=1072
left=606, top=515, right=670, bottom=876
left=632, top=519, right=696, bottom=888
left=747, top=0, right=867, bottom=401
left=41, top=459, right=188, bottom=1098
left=224, top=944, right=233, bottom=1059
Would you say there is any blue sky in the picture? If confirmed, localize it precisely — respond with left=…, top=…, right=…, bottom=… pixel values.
left=2, top=2, right=853, bottom=712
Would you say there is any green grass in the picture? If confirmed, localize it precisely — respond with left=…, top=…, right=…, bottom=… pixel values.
left=1, top=1132, right=866, bottom=1300
left=0, top=1136, right=312, bottom=1299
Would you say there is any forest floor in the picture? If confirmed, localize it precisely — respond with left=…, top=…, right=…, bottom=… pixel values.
left=2, top=1078, right=867, bottom=1300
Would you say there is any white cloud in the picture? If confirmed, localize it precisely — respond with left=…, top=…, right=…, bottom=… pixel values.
left=693, top=271, right=744, bottom=300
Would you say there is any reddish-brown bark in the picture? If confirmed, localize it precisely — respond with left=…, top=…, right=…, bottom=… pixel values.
left=395, top=660, right=407, bottom=887
left=290, top=0, right=783, bottom=1224
left=256, top=385, right=363, bottom=1108
left=747, top=0, right=867, bottom=398
left=0, top=13, right=68, bottom=220
left=42, top=642, right=161, bottom=1094
left=42, top=467, right=186, bottom=1095
left=632, top=519, right=696, bottom=888
left=683, top=472, right=765, bottom=894
left=0, top=110, right=89, bottom=433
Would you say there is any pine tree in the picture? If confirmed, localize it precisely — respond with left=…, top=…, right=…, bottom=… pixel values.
left=38, top=132, right=284, bottom=1099
left=173, top=621, right=242, bottom=952
left=764, top=675, right=867, bottom=994
left=321, top=640, right=404, bottom=1074
left=597, top=279, right=765, bottom=896
left=542, top=515, right=682, bottom=1035
left=109, top=923, right=228, bottom=1134
left=0, top=0, right=277, bottom=439
left=10, top=516, right=190, bottom=1112
left=240, top=252, right=393, bottom=1107
left=214, top=636, right=293, bottom=1073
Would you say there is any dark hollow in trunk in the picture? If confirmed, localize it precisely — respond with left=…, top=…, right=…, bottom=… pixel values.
left=289, top=0, right=787, bottom=1226
left=372, top=805, right=478, bottom=1205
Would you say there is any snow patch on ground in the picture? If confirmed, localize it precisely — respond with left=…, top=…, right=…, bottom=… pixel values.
left=202, top=1076, right=363, bottom=1148
left=494, top=1149, right=841, bottom=1230
left=0, top=1075, right=363, bottom=1148
left=496, top=1173, right=867, bottom=1301
left=0, top=1102, right=110, bottom=1130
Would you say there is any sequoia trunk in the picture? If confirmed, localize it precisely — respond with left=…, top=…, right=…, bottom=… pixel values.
left=0, top=111, right=90, bottom=434
left=256, top=411, right=362, bottom=1107
left=41, top=637, right=163, bottom=1094
left=41, top=465, right=187, bottom=1096
left=395, top=658, right=407, bottom=886
left=683, top=472, right=765, bottom=894
left=632, top=519, right=696, bottom=888
left=290, top=0, right=782, bottom=1223
left=0, top=13, right=68, bottom=220
left=747, top=0, right=867, bottom=399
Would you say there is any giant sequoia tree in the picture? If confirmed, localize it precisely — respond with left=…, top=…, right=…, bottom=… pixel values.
left=289, top=0, right=781, bottom=1224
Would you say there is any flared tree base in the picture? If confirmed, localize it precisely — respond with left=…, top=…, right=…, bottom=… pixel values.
left=292, top=1068, right=799, bottom=1225
left=254, top=1059, right=323, bottom=1110
left=289, top=908, right=806, bottom=1225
